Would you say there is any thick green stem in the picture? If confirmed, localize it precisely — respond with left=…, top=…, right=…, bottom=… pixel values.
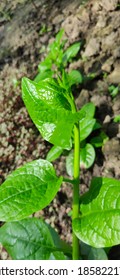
left=68, top=93, right=80, bottom=259
left=72, top=121, right=80, bottom=260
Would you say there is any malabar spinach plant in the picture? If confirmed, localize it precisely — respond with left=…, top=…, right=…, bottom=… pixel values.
left=0, top=30, right=120, bottom=260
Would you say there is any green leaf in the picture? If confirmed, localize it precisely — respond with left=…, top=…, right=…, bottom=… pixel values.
left=108, top=85, right=119, bottom=98
left=66, top=150, right=74, bottom=177
left=93, top=121, right=101, bottom=130
left=46, top=223, right=72, bottom=258
left=80, top=118, right=96, bottom=142
left=58, top=71, right=70, bottom=90
left=90, top=132, right=109, bottom=148
left=0, top=218, right=66, bottom=260
left=79, top=103, right=95, bottom=119
left=114, top=115, right=120, bottom=123
left=55, top=29, right=64, bottom=44
left=79, top=103, right=96, bottom=142
left=46, top=146, right=63, bottom=162
left=34, top=70, right=53, bottom=83
left=0, top=159, right=62, bottom=221
left=66, top=144, right=95, bottom=176
left=80, top=144, right=95, bottom=169
left=73, top=177, right=120, bottom=248
left=88, top=247, right=108, bottom=260
left=38, top=57, right=52, bottom=73
left=22, top=77, right=80, bottom=149
left=48, top=30, right=64, bottom=63
left=80, top=242, right=108, bottom=260
left=90, top=136, right=103, bottom=148
left=68, top=70, right=83, bottom=86
left=63, top=42, right=81, bottom=64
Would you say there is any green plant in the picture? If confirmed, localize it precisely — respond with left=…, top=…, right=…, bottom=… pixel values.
left=0, top=30, right=120, bottom=260
left=113, top=115, right=120, bottom=123
left=34, top=29, right=83, bottom=84
left=108, top=84, right=120, bottom=98
left=39, top=24, right=52, bottom=35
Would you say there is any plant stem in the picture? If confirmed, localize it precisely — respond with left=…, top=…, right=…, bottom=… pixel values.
left=63, top=177, right=75, bottom=184
left=70, top=94, right=80, bottom=260
left=68, top=93, right=80, bottom=259
left=72, top=121, right=80, bottom=259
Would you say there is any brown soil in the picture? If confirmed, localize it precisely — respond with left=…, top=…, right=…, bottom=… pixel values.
left=0, top=0, right=120, bottom=259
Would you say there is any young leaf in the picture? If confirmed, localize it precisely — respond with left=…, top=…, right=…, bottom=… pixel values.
left=79, top=102, right=95, bottom=119
left=79, top=103, right=96, bottom=142
left=46, top=146, right=63, bottom=162
left=34, top=70, right=53, bottom=83
left=90, top=131, right=108, bottom=148
left=38, top=57, right=52, bottom=73
left=66, top=144, right=95, bottom=176
left=55, top=29, right=64, bottom=44
left=80, top=143, right=95, bottom=169
left=63, top=42, right=81, bottom=64
left=68, top=70, right=83, bottom=86
left=0, top=159, right=62, bottom=221
left=22, top=77, right=80, bottom=149
left=0, top=218, right=66, bottom=260
left=73, top=177, right=120, bottom=248
left=80, top=118, right=96, bottom=142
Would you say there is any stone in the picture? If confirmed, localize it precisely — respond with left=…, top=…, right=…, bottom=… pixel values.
left=76, top=89, right=89, bottom=109
left=101, top=57, right=114, bottom=73
left=102, top=138, right=120, bottom=156
left=107, top=65, right=120, bottom=84
left=84, top=38, right=100, bottom=57
left=103, top=115, right=111, bottom=124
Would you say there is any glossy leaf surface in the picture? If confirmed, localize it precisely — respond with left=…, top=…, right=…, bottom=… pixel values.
left=22, top=77, right=81, bottom=149
left=80, top=118, right=96, bottom=142
left=80, top=144, right=95, bottom=169
left=79, top=103, right=96, bottom=142
left=0, top=218, right=66, bottom=260
left=0, top=159, right=62, bottom=221
left=73, top=177, right=120, bottom=248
